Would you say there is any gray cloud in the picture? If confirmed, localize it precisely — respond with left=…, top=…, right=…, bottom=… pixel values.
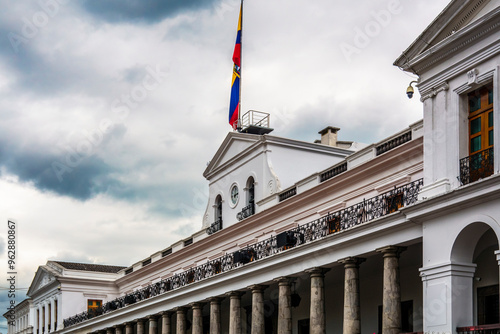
left=80, top=0, right=219, bottom=23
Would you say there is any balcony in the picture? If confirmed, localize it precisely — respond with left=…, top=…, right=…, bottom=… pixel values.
left=460, top=148, right=494, bottom=185
left=237, top=203, right=255, bottom=221
left=206, top=219, right=223, bottom=235
left=457, top=324, right=500, bottom=334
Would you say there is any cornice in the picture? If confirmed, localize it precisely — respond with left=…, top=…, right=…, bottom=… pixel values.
left=409, top=7, right=500, bottom=74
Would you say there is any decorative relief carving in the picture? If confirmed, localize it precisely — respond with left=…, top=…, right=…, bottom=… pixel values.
left=467, top=68, right=478, bottom=84
left=268, top=180, right=274, bottom=194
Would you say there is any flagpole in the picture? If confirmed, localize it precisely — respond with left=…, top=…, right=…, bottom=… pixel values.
left=237, top=0, right=243, bottom=132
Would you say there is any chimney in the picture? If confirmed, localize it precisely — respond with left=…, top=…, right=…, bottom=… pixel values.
left=318, top=126, right=340, bottom=147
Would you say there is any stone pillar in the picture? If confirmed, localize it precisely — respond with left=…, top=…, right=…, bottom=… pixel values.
left=305, top=268, right=330, bottom=334
left=160, top=311, right=172, bottom=334
left=175, top=307, right=187, bottom=334
left=338, top=257, right=365, bottom=334
left=114, top=325, right=123, bottom=334
left=43, top=303, right=48, bottom=334
left=136, top=319, right=145, bottom=334
left=274, top=277, right=295, bottom=334
left=247, top=285, right=268, bottom=334
left=125, top=322, right=134, bottom=334
left=190, top=303, right=204, bottom=334
left=377, top=246, right=407, bottom=334
left=227, top=291, right=245, bottom=334
left=148, top=316, right=158, bottom=334
left=50, top=299, right=55, bottom=333
left=208, top=297, right=223, bottom=334
left=106, top=328, right=114, bottom=334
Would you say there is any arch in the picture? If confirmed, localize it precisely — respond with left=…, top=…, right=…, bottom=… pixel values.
left=246, top=176, right=255, bottom=206
left=214, top=195, right=222, bottom=222
left=451, top=215, right=500, bottom=263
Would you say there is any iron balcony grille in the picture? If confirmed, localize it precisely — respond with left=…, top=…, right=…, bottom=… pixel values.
left=206, top=219, right=223, bottom=235
left=457, top=324, right=500, bottom=334
left=63, top=178, right=423, bottom=328
left=320, top=162, right=347, bottom=182
left=279, top=187, right=297, bottom=202
left=376, top=131, right=412, bottom=156
left=460, top=148, right=494, bottom=185
left=237, top=203, right=255, bottom=221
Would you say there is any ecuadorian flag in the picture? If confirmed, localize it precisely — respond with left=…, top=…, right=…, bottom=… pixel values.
left=229, top=5, right=242, bottom=130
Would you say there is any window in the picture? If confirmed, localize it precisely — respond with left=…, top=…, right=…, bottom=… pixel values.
left=386, top=192, right=404, bottom=214
left=87, top=299, right=102, bottom=317
left=215, top=195, right=222, bottom=222
left=468, top=85, right=493, bottom=155
left=246, top=177, right=255, bottom=206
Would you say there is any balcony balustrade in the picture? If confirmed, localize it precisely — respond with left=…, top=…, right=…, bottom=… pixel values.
left=460, top=148, right=494, bottom=185
left=63, top=178, right=423, bottom=328
left=206, top=219, right=223, bottom=235
left=236, top=203, right=255, bottom=221
left=457, top=324, right=500, bottom=334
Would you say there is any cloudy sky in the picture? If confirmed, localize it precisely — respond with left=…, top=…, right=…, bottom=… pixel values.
left=0, top=0, right=450, bottom=329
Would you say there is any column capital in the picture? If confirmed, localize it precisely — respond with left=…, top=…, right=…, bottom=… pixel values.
left=495, top=250, right=500, bottom=265
left=305, top=267, right=330, bottom=277
left=376, top=245, right=407, bottom=258
left=273, top=276, right=296, bottom=285
left=134, top=318, right=146, bottom=323
left=160, top=310, right=172, bottom=317
left=247, top=284, right=268, bottom=292
left=226, top=290, right=245, bottom=298
left=148, top=315, right=158, bottom=321
left=189, top=302, right=205, bottom=309
left=113, top=325, right=123, bottom=329
left=124, top=322, right=135, bottom=327
left=207, top=296, right=224, bottom=304
left=338, top=257, right=366, bottom=268
left=173, top=307, right=187, bottom=313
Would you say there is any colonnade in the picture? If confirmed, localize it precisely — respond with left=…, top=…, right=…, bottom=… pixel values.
left=34, top=296, right=59, bottom=334
left=89, top=246, right=406, bottom=334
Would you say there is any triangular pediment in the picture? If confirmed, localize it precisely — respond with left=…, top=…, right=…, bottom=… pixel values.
left=27, top=265, right=60, bottom=297
left=394, top=0, right=499, bottom=69
left=203, top=132, right=263, bottom=179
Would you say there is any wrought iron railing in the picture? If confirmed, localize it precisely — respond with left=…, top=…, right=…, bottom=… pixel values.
left=207, top=219, right=223, bottom=235
left=457, top=324, right=500, bottom=334
left=320, top=162, right=347, bottom=182
left=279, top=187, right=297, bottom=202
left=63, top=179, right=423, bottom=328
left=376, top=131, right=412, bottom=156
left=460, top=148, right=494, bottom=185
left=237, top=203, right=255, bottom=221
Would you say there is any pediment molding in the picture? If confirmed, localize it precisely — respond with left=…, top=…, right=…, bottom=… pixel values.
left=395, top=0, right=499, bottom=72
left=27, top=266, right=60, bottom=297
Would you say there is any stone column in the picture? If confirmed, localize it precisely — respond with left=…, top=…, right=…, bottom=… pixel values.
left=338, top=257, right=365, bottom=334
left=148, top=316, right=158, bottom=334
left=106, top=328, right=114, bottom=334
left=136, top=319, right=145, bottom=334
left=377, top=246, right=407, bottom=334
left=114, top=325, right=123, bottom=334
left=247, top=285, right=268, bottom=334
left=274, top=277, right=295, bottom=334
left=175, top=307, right=187, bottom=334
left=226, top=291, right=245, bottom=334
left=43, top=303, right=48, bottom=334
left=125, top=322, right=134, bottom=334
left=305, top=268, right=330, bottom=334
left=190, top=303, right=204, bottom=334
left=160, top=311, right=172, bottom=334
left=50, top=298, right=56, bottom=333
left=208, top=297, right=223, bottom=334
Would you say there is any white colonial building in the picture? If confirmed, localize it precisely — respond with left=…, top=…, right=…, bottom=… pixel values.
left=4, top=0, right=500, bottom=333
